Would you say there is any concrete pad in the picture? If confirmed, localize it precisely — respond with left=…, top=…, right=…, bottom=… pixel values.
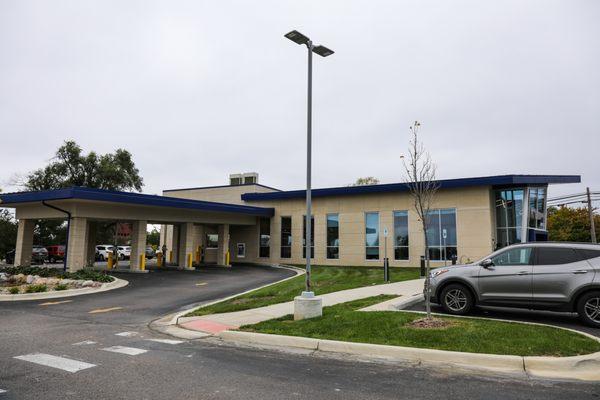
left=359, top=295, right=403, bottom=311
left=180, top=319, right=236, bottom=334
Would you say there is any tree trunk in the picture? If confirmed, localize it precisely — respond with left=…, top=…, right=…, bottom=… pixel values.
left=422, top=222, right=431, bottom=320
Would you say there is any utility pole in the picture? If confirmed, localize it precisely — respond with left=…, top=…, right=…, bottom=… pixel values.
left=587, top=187, right=597, bottom=243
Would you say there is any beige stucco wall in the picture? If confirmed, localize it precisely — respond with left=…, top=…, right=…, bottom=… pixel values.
left=225, top=186, right=495, bottom=268
left=163, top=184, right=278, bottom=205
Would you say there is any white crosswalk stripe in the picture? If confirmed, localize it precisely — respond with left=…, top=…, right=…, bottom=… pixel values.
left=145, top=338, right=184, bottom=345
left=0, top=389, right=7, bottom=394
left=102, top=346, right=148, bottom=355
left=115, top=331, right=138, bottom=337
left=72, top=340, right=97, bottom=346
left=14, top=353, right=96, bottom=373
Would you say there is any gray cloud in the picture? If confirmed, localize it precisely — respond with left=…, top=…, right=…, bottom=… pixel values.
left=1, top=0, right=598, bottom=199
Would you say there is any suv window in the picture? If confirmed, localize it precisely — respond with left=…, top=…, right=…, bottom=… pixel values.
left=574, top=249, right=600, bottom=261
left=97, top=246, right=105, bottom=250
left=536, top=247, right=581, bottom=265
left=491, top=247, right=532, bottom=266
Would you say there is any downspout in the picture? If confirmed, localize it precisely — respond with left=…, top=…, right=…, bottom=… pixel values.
left=42, top=201, right=71, bottom=272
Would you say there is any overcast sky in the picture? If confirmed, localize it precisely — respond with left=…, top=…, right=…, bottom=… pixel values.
left=1, top=0, right=598, bottom=199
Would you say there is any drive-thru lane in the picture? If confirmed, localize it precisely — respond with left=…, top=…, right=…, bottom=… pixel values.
left=0, top=265, right=598, bottom=400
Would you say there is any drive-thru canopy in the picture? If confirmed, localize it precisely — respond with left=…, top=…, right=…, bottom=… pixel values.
left=0, top=187, right=274, bottom=271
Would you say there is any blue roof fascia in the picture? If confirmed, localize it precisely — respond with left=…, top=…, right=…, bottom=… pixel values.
left=0, top=187, right=274, bottom=217
left=240, top=175, right=581, bottom=201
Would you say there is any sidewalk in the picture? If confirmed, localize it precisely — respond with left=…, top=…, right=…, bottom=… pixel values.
left=177, top=278, right=425, bottom=334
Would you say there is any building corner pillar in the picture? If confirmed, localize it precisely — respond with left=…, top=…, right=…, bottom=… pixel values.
left=178, top=222, right=195, bottom=270
left=66, top=217, right=89, bottom=272
left=130, top=220, right=148, bottom=272
left=217, top=224, right=230, bottom=267
left=14, top=219, right=35, bottom=267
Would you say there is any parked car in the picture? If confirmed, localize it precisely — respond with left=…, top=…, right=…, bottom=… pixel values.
left=46, top=245, right=66, bottom=264
left=31, top=246, right=48, bottom=264
left=116, top=246, right=131, bottom=260
left=4, top=249, right=15, bottom=265
left=145, top=246, right=155, bottom=259
left=428, top=242, right=600, bottom=327
left=95, top=245, right=115, bottom=261
left=5, top=246, right=48, bottom=265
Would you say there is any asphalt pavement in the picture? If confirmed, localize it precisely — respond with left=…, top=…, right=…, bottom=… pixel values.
left=1, top=265, right=599, bottom=400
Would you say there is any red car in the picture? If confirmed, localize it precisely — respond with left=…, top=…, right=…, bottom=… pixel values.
left=46, top=245, right=66, bottom=264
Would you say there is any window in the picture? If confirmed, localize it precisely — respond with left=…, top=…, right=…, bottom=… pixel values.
left=302, top=215, right=314, bottom=259
left=528, top=187, right=547, bottom=230
left=536, top=247, right=580, bottom=265
left=280, top=217, right=292, bottom=258
left=206, top=234, right=218, bottom=249
left=393, top=211, right=409, bottom=260
left=490, top=247, right=532, bottom=266
left=576, top=249, right=600, bottom=261
left=236, top=243, right=246, bottom=258
left=326, top=214, right=339, bottom=259
left=495, top=189, right=524, bottom=249
left=426, top=209, right=457, bottom=261
left=365, top=212, right=380, bottom=260
left=259, top=217, right=270, bottom=258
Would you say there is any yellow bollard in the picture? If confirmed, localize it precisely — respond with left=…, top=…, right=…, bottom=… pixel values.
left=187, top=253, right=193, bottom=269
left=140, top=254, right=146, bottom=271
left=226, top=250, right=230, bottom=266
left=107, top=253, right=113, bottom=270
left=157, top=253, right=163, bottom=268
left=169, top=250, right=173, bottom=263
left=195, top=246, right=201, bottom=264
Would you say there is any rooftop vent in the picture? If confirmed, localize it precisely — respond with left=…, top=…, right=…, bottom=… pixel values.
left=229, top=172, right=258, bottom=186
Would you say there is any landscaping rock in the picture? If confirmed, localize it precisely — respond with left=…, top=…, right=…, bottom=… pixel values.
left=26, top=275, right=35, bottom=284
left=0, top=273, right=8, bottom=282
left=33, top=277, right=48, bottom=285
left=82, top=280, right=94, bottom=288
left=13, top=274, right=26, bottom=284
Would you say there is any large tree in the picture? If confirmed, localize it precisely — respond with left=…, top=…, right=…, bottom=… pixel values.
left=25, top=140, right=143, bottom=191
left=547, top=206, right=600, bottom=243
left=18, top=141, right=144, bottom=247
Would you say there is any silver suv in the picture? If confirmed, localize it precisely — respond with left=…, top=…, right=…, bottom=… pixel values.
left=428, top=242, right=600, bottom=327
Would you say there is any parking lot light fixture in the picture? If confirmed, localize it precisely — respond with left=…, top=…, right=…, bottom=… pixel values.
left=284, top=30, right=334, bottom=299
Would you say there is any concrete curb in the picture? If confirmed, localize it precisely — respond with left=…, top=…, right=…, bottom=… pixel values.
left=173, top=264, right=304, bottom=325
left=0, top=276, right=128, bottom=301
left=148, top=264, right=304, bottom=335
left=389, top=293, right=425, bottom=310
left=216, top=330, right=600, bottom=381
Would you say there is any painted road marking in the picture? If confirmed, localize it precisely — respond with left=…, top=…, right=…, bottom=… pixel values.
left=145, top=338, right=184, bottom=345
left=88, top=307, right=123, bottom=314
left=72, top=340, right=97, bottom=346
left=102, top=346, right=147, bottom=356
left=14, top=353, right=96, bottom=373
left=39, top=300, right=73, bottom=306
left=0, top=389, right=6, bottom=394
left=195, top=282, right=207, bottom=286
left=115, top=331, right=137, bottom=337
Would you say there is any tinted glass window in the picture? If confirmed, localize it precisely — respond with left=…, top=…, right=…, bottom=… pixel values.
left=491, top=247, right=532, bottom=266
left=576, top=249, right=600, bottom=261
left=536, top=247, right=581, bottom=265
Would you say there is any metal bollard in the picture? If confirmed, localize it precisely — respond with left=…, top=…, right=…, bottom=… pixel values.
left=107, top=253, right=113, bottom=270
left=383, top=257, right=389, bottom=282
left=139, top=254, right=146, bottom=271
left=187, top=253, right=193, bottom=269
left=420, top=255, right=425, bottom=277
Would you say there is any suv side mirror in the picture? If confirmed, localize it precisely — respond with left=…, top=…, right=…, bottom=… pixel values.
left=480, top=258, right=494, bottom=268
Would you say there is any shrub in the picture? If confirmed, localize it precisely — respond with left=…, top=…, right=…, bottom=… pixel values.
left=55, top=283, right=69, bottom=291
left=9, top=286, right=20, bottom=295
left=25, top=284, right=47, bottom=293
left=0, top=266, right=114, bottom=283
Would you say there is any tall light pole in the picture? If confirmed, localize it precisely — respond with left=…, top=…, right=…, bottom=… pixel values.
left=284, top=30, right=334, bottom=297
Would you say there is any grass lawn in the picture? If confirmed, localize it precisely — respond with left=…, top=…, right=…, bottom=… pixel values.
left=240, top=296, right=600, bottom=357
left=186, top=265, right=420, bottom=317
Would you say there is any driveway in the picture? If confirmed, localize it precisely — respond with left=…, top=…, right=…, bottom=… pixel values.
left=0, top=265, right=599, bottom=399
left=405, top=300, right=600, bottom=338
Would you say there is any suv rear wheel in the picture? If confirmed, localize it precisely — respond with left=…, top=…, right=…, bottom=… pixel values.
left=440, top=283, right=474, bottom=315
left=577, top=291, right=600, bottom=328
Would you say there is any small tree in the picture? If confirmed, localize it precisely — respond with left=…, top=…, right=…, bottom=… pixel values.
left=402, top=121, right=439, bottom=320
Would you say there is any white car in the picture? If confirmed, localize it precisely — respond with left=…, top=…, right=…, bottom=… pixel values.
left=95, top=245, right=115, bottom=261
left=116, top=246, right=131, bottom=260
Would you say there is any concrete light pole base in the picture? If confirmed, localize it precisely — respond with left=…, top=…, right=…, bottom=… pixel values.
left=294, top=291, right=322, bottom=320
